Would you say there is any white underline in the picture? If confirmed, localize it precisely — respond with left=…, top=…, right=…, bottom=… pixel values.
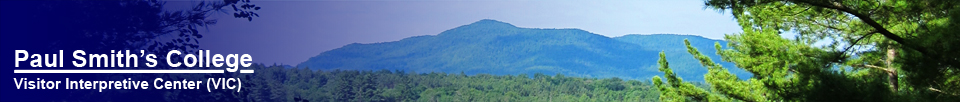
left=239, top=70, right=254, bottom=73
left=13, top=69, right=232, bottom=73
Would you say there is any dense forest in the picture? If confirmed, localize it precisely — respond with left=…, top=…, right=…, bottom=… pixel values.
left=209, top=64, right=674, bottom=102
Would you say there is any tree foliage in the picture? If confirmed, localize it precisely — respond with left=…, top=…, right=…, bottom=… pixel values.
left=205, top=64, right=662, bottom=102
left=653, top=0, right=959, bottom=101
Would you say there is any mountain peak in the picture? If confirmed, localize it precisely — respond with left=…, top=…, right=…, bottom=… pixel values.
left=466, top=19, right=516, bottom=28
left=300, top=20, right=753, bottom=82
left=437, top=19, right=519, bottom=36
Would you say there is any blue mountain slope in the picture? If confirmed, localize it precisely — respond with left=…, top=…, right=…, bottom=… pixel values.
left=614, top=34, right=752, bottom=80
left=298, top=19, right=751, bottom=81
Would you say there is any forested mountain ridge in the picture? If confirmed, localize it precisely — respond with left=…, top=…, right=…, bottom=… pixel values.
left=298, top=19, right=751, bottom=81
left=614, top=34, right=752, bottom=80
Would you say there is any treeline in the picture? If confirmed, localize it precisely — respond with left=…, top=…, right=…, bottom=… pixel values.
left=221, top=64, right=663, bottom=102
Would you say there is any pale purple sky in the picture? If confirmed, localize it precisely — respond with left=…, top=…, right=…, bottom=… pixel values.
left=169, top=0, right=744, bottom=65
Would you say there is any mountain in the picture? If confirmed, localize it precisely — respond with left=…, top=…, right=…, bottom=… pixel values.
left=298, top=19, right=751, bottom=81
left=614, top=34, right=752, bottom=80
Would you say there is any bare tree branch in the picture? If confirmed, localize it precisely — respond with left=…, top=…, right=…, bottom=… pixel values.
left=853, top=64, right=894, bottom=73
left=788, top=0, right=932, bottom=55
left=928, top=87, right=959, bottom=96
left=830, top=31, right=876, bottom=62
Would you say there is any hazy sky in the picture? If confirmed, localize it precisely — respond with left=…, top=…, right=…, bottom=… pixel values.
left=179, top=0, right=743, bottom=65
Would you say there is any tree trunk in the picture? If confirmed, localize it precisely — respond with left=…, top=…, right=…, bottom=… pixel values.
left=886, top=47, right=898, bottom=92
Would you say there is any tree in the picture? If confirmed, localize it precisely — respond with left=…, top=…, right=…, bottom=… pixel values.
left=652, top=0, right=959, bottom=101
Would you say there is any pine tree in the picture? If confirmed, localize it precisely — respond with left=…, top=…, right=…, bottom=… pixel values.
left=653, top=0, right=959, bottom=101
